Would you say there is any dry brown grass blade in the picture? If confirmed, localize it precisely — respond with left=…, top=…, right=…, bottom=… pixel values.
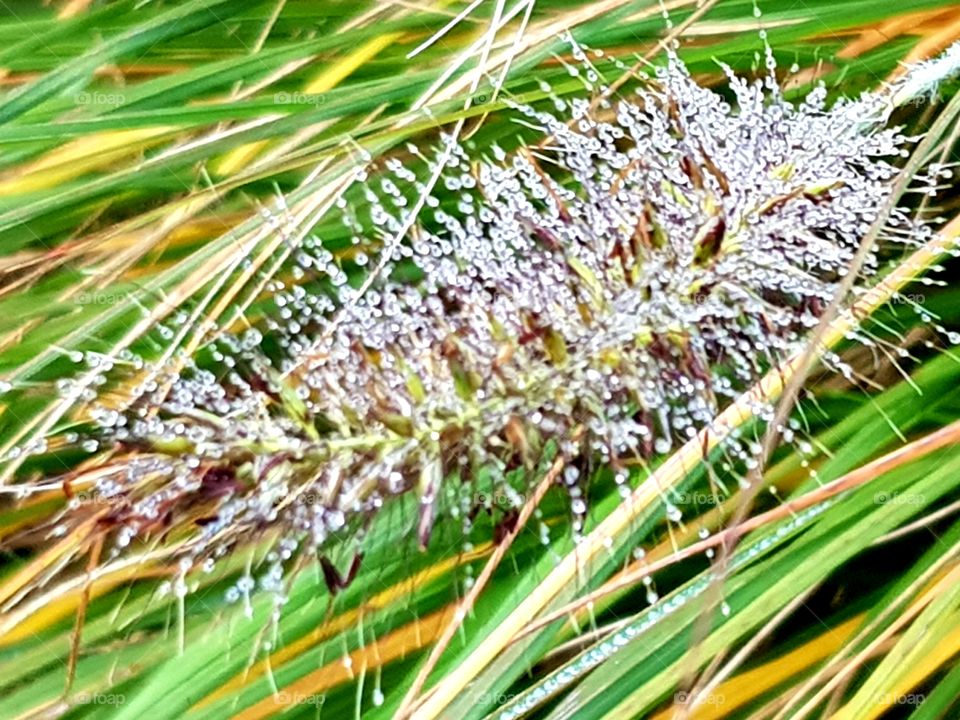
left=64, top=531, right=103, bottom=697
left=837, top=7, right=960, bottom=60
left=893, top=9, right=960, bottom=74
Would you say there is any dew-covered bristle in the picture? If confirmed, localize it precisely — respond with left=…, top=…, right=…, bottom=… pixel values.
left=5, top=40, right=959, bottom=602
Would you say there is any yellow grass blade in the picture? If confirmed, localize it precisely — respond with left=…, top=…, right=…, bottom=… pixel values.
left=0, top=128, right=174, bottom=196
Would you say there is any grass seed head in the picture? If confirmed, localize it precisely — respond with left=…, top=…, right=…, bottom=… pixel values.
left=10, top=41, right=951, bottom=600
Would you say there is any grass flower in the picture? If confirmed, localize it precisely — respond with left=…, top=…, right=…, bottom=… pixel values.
left=14, top=41, right=955, bottom=604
